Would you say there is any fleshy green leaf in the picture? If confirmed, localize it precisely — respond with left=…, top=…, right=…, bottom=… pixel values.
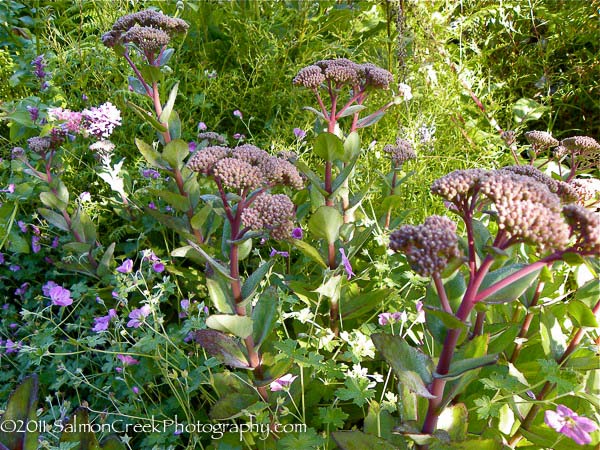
left=252, top=287, right=279, bottom=349
left=242, top=260, right=274, bottom=300
left=331, top=431, right=397, bottom=450
left=372, top=334, right=435, bottom=398
left=126, top=101, right=167, bottom=133
left=342, top=131, right=361, bottom=159
left=206, top=314, right=253, bottom=339
left=59, top=407, right=101, bottom=449
left=151, top=189, right=190, bottom=212
left=437, top=354, right=498, bottom=380
left=313, top=132, right=345, bottom=162
left=135, top=137, right=167, bottom=168
left=191, top=329, right=249, bottom=369
left=161, top=138, right=188, bottom=170
left=337, top=105, right=367, bottom=119
left=291, top=239, right=327, bottom=268
left=38, top=207, right=69, bottom=231
left=159, top=82, right=179, bottom=123
left=308, top=205, right=342, bottom=244
left=206, top=278, right=235, bottom=314
left=478, top=264, right=541, bottom=304
left=295, top=161, right=328, bottom=196
left=0, top=374, right=39, bottom=450
left=97, top=242, right=116, bottom=278
left=567, top=299, right=599, bottom=328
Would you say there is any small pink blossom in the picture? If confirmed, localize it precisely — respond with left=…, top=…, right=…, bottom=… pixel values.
left=116, top=259, right=133, bottom=273
left=233, top=110, right=243, bottom=119
left=339, top=248, right=355, bottom=280
left=127, top=305, right=151, bottom=328
left=117, top=354, right=139, bottom=366
left=49, top=285, right=73, bottom=306
left=545, top=405, right=598, bottom=445
left=270, top=374, right=298, bottom=392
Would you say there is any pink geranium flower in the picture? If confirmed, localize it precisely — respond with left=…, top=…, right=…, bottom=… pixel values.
left=544, top=405, right=598, bottom=445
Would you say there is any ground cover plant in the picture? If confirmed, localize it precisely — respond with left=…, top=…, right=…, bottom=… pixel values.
left=0, top=1, right=598, bottom=449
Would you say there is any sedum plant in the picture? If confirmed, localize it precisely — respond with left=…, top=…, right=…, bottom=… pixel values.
left=367, top=161, right=599, bottom=449
left=293, top=58, right=408, bottom=335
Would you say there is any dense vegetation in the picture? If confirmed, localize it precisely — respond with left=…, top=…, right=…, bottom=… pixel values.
left=0, top=1, right=598, bottom=450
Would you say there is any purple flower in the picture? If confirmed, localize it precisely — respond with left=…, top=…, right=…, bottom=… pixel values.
left=132, top=386, right=140, bottom=394
left=31, top=236, right=41, bottom=253
left=49, top=285, right=73, bottom=307
left=188, top=141, right=197, bottom=153
left=92, top=309, right=117, bottom=332
left=339, top=248, right=355, bottom=280
left=0, top=253, right=5, bottom=264
left=82, top=93, right=88, bottom=101
left=233, top=133, right=245, bottom=140
left=291, top=227, right=303, bottom=240
left=117, top=354, right=139, bottom=366
left=51, top=236, right=59, bottom=248
left=152, top=262, right=165, bottom=273
left=269, top=248, right=289, bottom=258
left=127, top=305, right=151, bottom=328
left=142, top=168, right=160, bottom=179
left=181, top=299, right=190, bottom=310
left=32, top=225, right=40, bottom=236
left=293, top=127, right=306, bottom=140
left=79, top=191, right=91, bottom=202
left=15, top=282, right=29, bottom=296
left=378, top=311, right=407, bottom=326
left=26, top=105, right=39, bottom=122
left=9, top=264, right=20, bottom=272
left=270, top=374, right=297, bottom=392
left=233, top=110, right=243, bottom=119
left=544, top=405, right=598, bottom=445
left=148, top=202, right=157, bottom=210
left=17, top=220, right=28, bottom=233
left=198, top=121, right=207, bottom=131
left=5, top=339, right=20, bottom=354
left=1, top=183, right=16, bottom=194
left=116, top=259, right=133, bottom=273
left=43, top=281, right=58, bottom=296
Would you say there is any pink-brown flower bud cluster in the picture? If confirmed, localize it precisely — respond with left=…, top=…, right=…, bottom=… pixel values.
left=568, top=178, right=600, bottom=208
left=102, top=9, right=188, bottom=52
left=389, top=215, right=460, bottom=277
left=384, top=138, right=416, bottom=166
left=242, top=193, right=295, bottom=240
left=188, top=144, right=303, bottom=191
left=563, top=205, right=600, bottom=254
left=294, top=58, right=393, bottom=90
left=500, top=165, right=578, bottom=203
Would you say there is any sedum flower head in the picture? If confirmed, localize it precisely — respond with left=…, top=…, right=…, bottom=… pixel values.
left=480, top=171, right=570, bottom=249
left=260, top=157, right=304, bottom=189
left=431, top=169, right=490, bottom=204
left=293, top=65, right=325, bottom=89
left=187, top=145, right=230, bottom=174
left=317, top=58, right=360, bottom=85
left=384, top=138, right=416, bottom=166
left=102, top=9, right=188, bottom=49
left=561, top=135, right=600, bottom=154
left=359, top=63, right=394, bottom=89
left=81, top=102, right=122, bottom=139
left=501, top=165, right=578, bottom=203
left=232, top=144, right=270, bottom=166
left=563, top=204, right=600, bottom=254
left=568, top=178, right=600, bottom=207
left=524, top=130, right=558, bottom=149
left=122, top=26, right=170, bottom=53
left=389, top=215, right=460, bottom=277
left=242, top=193, right=295, bottom=240
left=27, top=136, right=53, bottom=154
left=212, top=157, right=264, bottom=190
left=197, top=131, right=227, bottom=145
left=560, top=136, right=600, bottom=170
